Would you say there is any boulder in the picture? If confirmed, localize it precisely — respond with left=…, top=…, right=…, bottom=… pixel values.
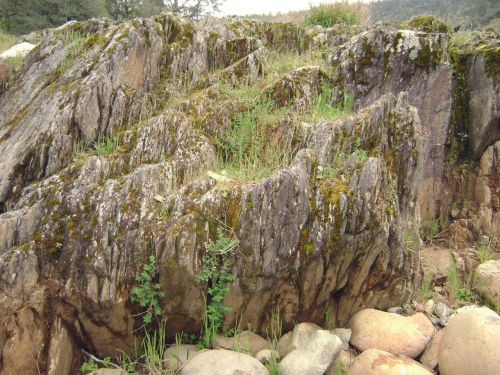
left=164, top=344, right=200, bottom=371
left=213, top=330, right=269, bottom=356
left=419, top=246, right=453, bottom=279
left=475, top=259, right=500, bottom=306
left=438, top=307, right=500, bottom=375
left=419, top=330, right=443, bottom=371
left=348, top=309, right=434, bottom=358
left=277, top=322, right=322, bottom=357
left=180, top=349, right=269, bottom=375
left=347, top=349, right=433, bottom=375
left=279, top=330, right=342, bottom=375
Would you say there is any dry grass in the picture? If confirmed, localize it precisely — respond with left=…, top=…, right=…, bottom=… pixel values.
left=0, top=30, right=18, bottom=54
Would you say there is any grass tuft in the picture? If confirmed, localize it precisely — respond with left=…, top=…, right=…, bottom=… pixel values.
left=303, top=2, right=365, bottom=28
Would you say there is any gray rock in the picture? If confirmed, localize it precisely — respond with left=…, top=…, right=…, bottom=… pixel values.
left=434, top=302, right=451, bottom=319
left=387, top=306, right=403, bottom=314
left=279, top=330, right=342, bottom=375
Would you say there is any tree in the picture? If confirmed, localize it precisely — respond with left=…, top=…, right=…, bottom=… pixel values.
left=0, top=0, right=108, bottom=35
left=164, top=0, right=223, bottom=19
left=105, top=0, right=224, bottom=20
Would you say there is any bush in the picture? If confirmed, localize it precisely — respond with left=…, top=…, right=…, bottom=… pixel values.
left=303, top=2, right=365, bottom=28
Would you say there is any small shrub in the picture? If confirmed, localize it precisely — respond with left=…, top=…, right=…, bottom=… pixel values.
left=403, top=15, right=451, bottom=33
left=130, top=255, right=165, bottom=324
left=303, top=2, right=364, bottom=28
left=195, top=228, right=237, bottom=348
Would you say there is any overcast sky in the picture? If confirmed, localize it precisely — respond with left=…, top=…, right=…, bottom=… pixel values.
left=220, top=0, right=329, bottom=16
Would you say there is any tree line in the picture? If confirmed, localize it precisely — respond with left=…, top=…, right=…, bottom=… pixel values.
left=370, top=0, right=500, bottom=29
left=0, top=0, right=223, bottom=35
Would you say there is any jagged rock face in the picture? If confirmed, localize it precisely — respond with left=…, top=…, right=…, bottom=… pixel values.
left=328, top=25, right=453, bottom=221
left=466, top=41, right=500, bottom=160
left=1, top=14, right=495, bottom=375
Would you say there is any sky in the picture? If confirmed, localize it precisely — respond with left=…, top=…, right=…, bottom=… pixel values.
left=220, top=0, right=329, bottom=16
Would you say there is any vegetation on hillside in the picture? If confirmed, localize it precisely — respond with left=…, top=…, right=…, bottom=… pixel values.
left=370, top=0, right=500, bottom=29
left=0, top=0, right=222, bottom=35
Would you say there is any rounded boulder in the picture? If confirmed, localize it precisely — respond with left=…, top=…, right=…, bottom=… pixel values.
left=438, top=306, right=500, bottom=375
left=180, top=348, right=269, bottom=375
left=348, top=309, right=434, bottom=358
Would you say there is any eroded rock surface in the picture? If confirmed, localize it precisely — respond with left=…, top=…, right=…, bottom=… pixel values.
left=0, top=13, right=497, bottom=375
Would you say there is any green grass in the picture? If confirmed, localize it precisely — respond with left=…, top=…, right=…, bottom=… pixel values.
left=420, top=218, right=440, bottom=243
left=214, top=98, right=292, bottom=181
left=419, top=272, right=434, bottom=302
left=477, top=242, right=493, bottom=263
left=0, top=29, right=18, bottom=54
left=447, top=258, right=477, bottom=305
left=265, top=307, right=283, bottom=375
left=303, top=2, right=364, bottom=28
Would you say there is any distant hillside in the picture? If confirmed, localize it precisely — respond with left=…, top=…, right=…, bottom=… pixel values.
left=370, top=0, right=500, bottom=29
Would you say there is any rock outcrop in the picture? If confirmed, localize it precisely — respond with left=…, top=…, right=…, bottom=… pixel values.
left=0, top=13, right=498, bottom=375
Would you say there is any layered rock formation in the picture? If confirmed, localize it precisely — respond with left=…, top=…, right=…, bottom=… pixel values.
left=0, top=13, right=498, bottom=375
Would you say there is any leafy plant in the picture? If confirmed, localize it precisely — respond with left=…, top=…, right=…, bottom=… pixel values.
left=130, top=255, right=165, bottom=324
left=195, top=228, right=237, bottom=348
left=80, top=360, right=99, bottom=374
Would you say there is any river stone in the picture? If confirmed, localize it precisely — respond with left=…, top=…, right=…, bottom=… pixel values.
left=475, top=259, right=500, bottom=305
left=348, top=309, right=434, bottom=358
left=164, top=344, right=200, bottom=371
left=277, top=322, right=322, bottom=357
left=279, top=330, right=342, bottom=375
left=438, top=307, right=500, bottom=375
left=419, top=330, right=443, bottom=371
left=180, top=349, right=269, bottom=375
left=347, top=349, right=433, bottom=375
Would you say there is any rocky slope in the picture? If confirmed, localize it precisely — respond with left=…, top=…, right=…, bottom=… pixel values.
left=0, top=14, right=498, bottom=375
